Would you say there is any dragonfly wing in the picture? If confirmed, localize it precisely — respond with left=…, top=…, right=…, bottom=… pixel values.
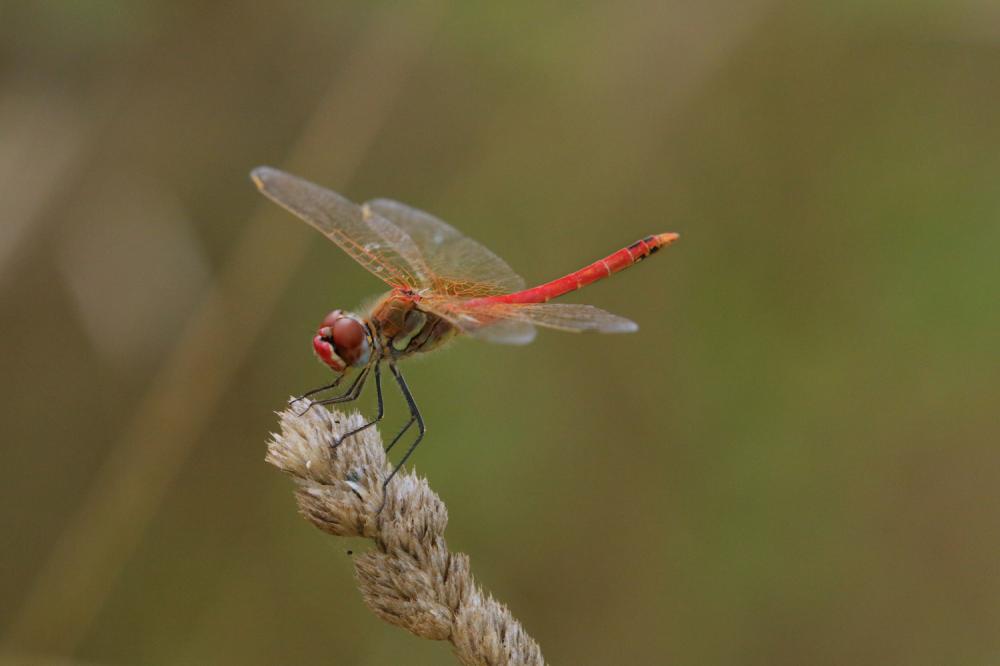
left=469, top=319, right=538, bottom=345
left=366, top=198, right=525, bottom=297
left=252, top=167, right=427, bottom=288
left=426, top=297, right=635, bottom=346
left=487, top=303, right=638, bottom=333
left=360, top=207, right=436, bottom=287
left=420, top=294, right=536, bottom=344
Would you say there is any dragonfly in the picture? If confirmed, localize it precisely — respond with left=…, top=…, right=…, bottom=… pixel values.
left=252, top=166, right=679, bottom=490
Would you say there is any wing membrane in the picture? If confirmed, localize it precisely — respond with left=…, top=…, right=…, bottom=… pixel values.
left=252, top=167, right=426, bottom=288
left=484, top=302, right=638, bottom=333
left=424, top=296, right=637, bottom=345
left=530, top=303, right=636, bottom=332
left=467, top=318, right=538, bottom=345
left=366, top=199, right=524, bottom=297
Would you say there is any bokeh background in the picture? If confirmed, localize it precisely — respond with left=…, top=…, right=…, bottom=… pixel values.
left=2, top=2, right=999, bottom=664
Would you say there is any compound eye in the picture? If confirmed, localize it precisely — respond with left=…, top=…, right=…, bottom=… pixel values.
left=320, top=309, right=344, bottom=329
left=331, top=317, right=366, bottom=365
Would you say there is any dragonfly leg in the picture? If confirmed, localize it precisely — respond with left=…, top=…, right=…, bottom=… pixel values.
left=384, top=414, right=416, bottom=455
left=312, top=366, right=370, bottom=405
left=331, top=361, right=384, bottom=449
left=295, top=365, right=370, bottom=415
left=381, top=364, right=425, bottom=502
left=291, top=373, right=345, bottom=403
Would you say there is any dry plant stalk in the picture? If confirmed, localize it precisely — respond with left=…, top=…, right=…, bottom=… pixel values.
left=266, top=402, right=545, bottom=666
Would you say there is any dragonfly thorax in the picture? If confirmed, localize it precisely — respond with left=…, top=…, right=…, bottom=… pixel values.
left=313, top=310, right=372, bottom=372
left=369, top=291, right=457, bottom=360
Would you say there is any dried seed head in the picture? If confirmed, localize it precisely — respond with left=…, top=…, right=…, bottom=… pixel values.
left=267, top=402, right=544, bottom=665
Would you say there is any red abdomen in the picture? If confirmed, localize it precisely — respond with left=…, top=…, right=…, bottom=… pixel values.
left=475, top=232, right=679, bottom=305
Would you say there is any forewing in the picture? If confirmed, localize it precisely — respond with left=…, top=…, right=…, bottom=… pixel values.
left=252, top=167, right=426, bottom=288
left=366, top=199, right=525, bottom=297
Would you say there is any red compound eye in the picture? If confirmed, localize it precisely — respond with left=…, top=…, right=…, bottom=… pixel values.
left=331, top=317, right=366, bottom=365
left=320, top=309, right=344, bottom=329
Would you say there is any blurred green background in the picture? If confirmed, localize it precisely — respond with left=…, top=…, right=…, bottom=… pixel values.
left=2, top=1, right=998, bottom=664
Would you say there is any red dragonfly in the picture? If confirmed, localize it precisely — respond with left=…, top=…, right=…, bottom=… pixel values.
left=252, top=166, right=678, bottom=487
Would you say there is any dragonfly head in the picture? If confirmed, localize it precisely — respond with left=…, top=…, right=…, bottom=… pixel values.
left=313, top=310, right=372, bottom=373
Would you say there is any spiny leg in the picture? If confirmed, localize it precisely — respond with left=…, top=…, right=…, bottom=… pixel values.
left=331, top=360, right=384, bottom=449
left=382, top=363, right=425, bottom=496
left=293, top=365, right=370, bottom=415
left=382, top=363, right=416, bottom=453
left=384, top=415, right=416, bottom=455
left=291, top=373, right=345, bottom=403
left=313, top=365, right=370, bottom=405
